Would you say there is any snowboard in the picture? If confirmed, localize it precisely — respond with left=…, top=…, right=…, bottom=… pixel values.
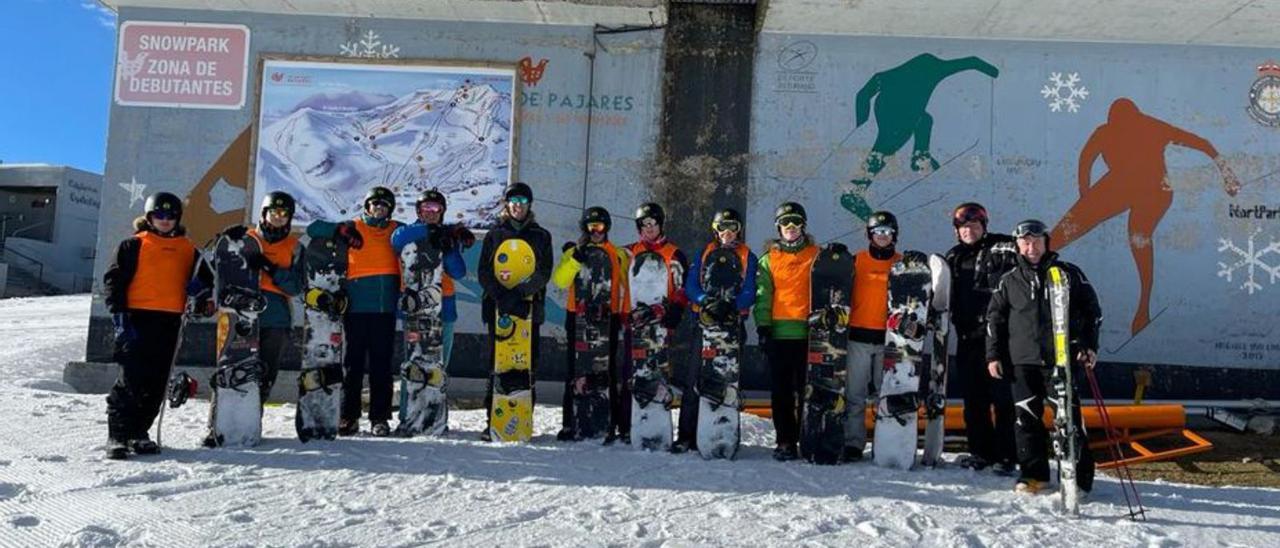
left=489, top=239, right=537, bottom=442
left=801, top=244, right=854, bottom=465
left=571, top=245, right=614, bottom=441
left=296, top=235, right=347, bottom=443
left=629, top=250, right=677, bottom=451
left=1048, top=265, right=1081, bottom=515
left=206, top=234, right=268, bottom=448
left=396, top=231, right=448, bottom=437
left=921, top=256, right=952, bottom=467
left=696, top=247, right=743, bottom=460
left=873, top=251, right=933, bottom=469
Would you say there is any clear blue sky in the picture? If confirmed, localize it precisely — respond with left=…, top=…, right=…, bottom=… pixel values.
left=1, top=1, right=116, bottom=173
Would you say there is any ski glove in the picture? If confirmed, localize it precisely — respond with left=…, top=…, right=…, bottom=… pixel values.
left=222, top=225, right=249, bottom=241
left=245, top=252, right=277, bottom=275
left=496, top=291, right=525, bottom=316
left=112, top=313, right=138, bottom=345
left=702, top=298, right=733, bottom=323
left=561, top=241, right=578, bottom=261
left=335, top=221, right=364, bottom=250
left=427, top=225, right=454, bottom=252
left=450, top=224, right=477, bottom=249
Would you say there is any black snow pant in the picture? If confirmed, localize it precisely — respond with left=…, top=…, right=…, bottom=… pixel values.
left=484, top=320, right=542, bottom=426
left=768, top=338, right=808, bottom=447
left=957, top=336, right=1016, bottom=465
left=560, top=313, right=624, bottom=436
left=258, top=327, right=291, bottom=404
left=106, top=310, right=183, bottom=442
left=341, top=313, right=397, bottom=423
left=1011, top=363, right=1095, bottom=491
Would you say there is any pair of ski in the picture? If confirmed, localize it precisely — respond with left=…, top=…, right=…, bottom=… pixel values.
left=800, top=247, right=951, bottom=469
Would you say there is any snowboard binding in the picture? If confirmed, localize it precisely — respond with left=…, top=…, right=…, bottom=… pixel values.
left=305, top=288, right=349, bottom=318
left=167, top=372, right=198, bottom=409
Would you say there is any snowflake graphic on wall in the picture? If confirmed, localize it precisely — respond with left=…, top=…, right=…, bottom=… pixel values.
left=339, top=30, right=400, bottom=59
left=1040, top=72, right=1090, bottom=113
left=1217, top=228, right=1280, bottom=294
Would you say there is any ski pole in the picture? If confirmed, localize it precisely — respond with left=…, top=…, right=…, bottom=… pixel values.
left=1085, top=366, right=1147, bottom=521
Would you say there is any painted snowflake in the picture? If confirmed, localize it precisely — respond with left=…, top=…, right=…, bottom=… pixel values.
left=339, top=30, right=400, bottom=59
left=1040, top=72, right=1090, bottom=113
left=1217, top=228, right=1280, bottom=294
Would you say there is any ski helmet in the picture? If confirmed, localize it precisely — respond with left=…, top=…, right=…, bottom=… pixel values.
left=774, top=202, right=807, bottom=227
left=952, top=202, right=989, bottom=228
left=364, top=186, right=396, bottom=210
left=634, top=202, right=665, bottom=231
left=416, top=188, right=447, bottom=213
left=580, top=206, right=612, bottom=233
left=144, top=192, right=183, bottom=221
left=1012, top=218, right=1050, bottom=246
left=260, top=191, right=296, bottom=219
left=712, top=208, right=744, bottom=234
left=866, top=210, right=898, bottom=242
left=504, top=182, right=533, bottom=203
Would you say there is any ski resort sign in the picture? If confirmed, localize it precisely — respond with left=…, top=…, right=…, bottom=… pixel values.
left=114, top=21, right=250, bottom=110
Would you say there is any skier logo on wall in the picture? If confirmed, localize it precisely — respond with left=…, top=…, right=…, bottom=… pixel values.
left=840, top=53, right=1000, bottom=220
left=1050, top=98, right=1241, bottom=338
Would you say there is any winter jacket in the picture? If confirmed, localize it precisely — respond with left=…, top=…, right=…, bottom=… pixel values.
left=307, top=217, right=402, bottom=314
left=249, top=228, right=305, bottom=329
left=391, top=222, right=468, bottom=322
left=624, top=239, right=689, bottom=328
left=985, top=252, right=1102, bottom=367
left=553, top=239, right=631, bottom=316
left=945, top=233, right=1017, bottom=341
left=478, top=211, right=554, bottom=325
left=753, top=236, right=820, bottom=340
left=103, top=218, right=210, bottom=315
left=685, top=241, right=757, bottom=314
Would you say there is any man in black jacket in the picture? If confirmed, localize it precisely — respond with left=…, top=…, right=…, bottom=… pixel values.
left=944, top=203, right=1018, bottom=473
left=985, top=219, right=1101, bottom=495
left=477, top=182, right=554, bottom=440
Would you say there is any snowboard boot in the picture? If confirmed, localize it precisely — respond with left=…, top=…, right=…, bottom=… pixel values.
left=371, top=422, right=391, bottom=437
left=338, top=419, right=360, bottom=437
left=1014, top=479, right=1045, bottom=495
left=842, top=446, right=864, bottom=463
left=479, top=430, right=493, bottom=442
left=670, top=439, right=696, bottom=454
left=129, top=437, right=160, bottom=455
left=555, top=428, right=576, bottom=442
left=959, top=455, right=991, bottom=470
left=992, top=460, right=1018, bottom=476
left=772, top=443, right=799, bottom=462
left=105, top=440, right=129, bottom=460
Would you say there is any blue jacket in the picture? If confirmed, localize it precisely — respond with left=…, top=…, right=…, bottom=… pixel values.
left=306, top=218, right=400, bottom=314
left=259, top=243, right=305, bottom=329
left=685, top=241, right=758, bottom=313
left=391, top=222, right=468, bottom=322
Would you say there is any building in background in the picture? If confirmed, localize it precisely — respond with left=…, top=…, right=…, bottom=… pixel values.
left=0, top=164, right=101, bottom=296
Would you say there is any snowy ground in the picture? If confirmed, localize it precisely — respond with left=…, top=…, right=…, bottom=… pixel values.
left=2, top=296, right=1278, bottom=547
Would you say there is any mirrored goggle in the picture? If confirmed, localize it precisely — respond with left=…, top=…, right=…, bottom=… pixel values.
left=639, top=218, right=660, bottom=229
left=507, top=196, right=530, bottom=205
left=150, top=210, right=178, bottom=221
left=266, top=207, right=292, bottom=217
left=586, top=222, right=607, bottom=233
left=1012, top=221, right=1049, bottom=238
left=419, top=202, right=444, bottom=213
left=713, top=221, right=741, bottom=233
left=367, top=200, right=392, bottom=209
left=776, top=215, right=805, bottom=230
left=953, top=206, right=987, bottom=227
left=869, top=226, right=896, bottom=236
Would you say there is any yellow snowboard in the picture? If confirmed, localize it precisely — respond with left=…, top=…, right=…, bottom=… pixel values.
left=489, top=239, right=536, bottom=442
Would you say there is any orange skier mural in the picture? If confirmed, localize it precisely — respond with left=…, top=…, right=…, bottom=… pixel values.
left=1050, top=98, right=1240, bottom=336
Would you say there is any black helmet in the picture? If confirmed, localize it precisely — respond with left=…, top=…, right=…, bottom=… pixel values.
left=866, top=210, right=898, bottom=241
left=504, top=181, right=533, bottom=203
left=580, top=206, right=612, bottom=233
left=711, top=208, right=743, bottom=233
left=1012, top=218, right=1050, bottom=245
left=260, top=191, right=296, bottom=219
left=144, top=192, right=183, bottom=220
left=634, top=202, right=665, bottom=230
left=416, top=188, right=447, bottom=212
left=774, top=202, right=807, bottom=225
left=952, top=202, right=989, bottom=228
left=364, top=186, right=396, bottom=210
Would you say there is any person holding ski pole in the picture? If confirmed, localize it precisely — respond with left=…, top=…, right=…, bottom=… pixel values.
left=986, top=219, right=1101, bottom=495
left=102, top=192, right=214, bottom=459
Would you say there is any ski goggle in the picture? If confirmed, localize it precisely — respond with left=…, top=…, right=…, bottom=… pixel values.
left=586, top=222, right=607, bottom=233
left=367, top=200, right=392, bottom=210
left=150, top=210, right=178, bottom=221
left=869, top=226, right=896, bottom=237
left=419, top=202, right=444, bottom=214
left=953, top=205, right=988, bottom=227
left=776, top=215, right=805, bottom=230
left=638, top=218, right=660, bottom=229
left=265, top=207, right=291, bottom=218
left=1012, top=219, right=1049, bottom=239
left=507, top=196, right=530, bottom=205
left=713, top=220, right=741, bottom=233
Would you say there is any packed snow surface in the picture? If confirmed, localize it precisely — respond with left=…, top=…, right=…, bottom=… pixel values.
left=1, top=296, right=1278, bottom=546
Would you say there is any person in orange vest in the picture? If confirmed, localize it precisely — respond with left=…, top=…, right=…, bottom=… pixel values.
left=217, top=191, right=306, bottom=407
left=623, top=203, right=690, bottom=447
left=102, top=192, right=213, bottom=459
left=843, top=210, right=902, bottom=462
left=552, top=206, right=631, bottom=443
left=753, top=202, right=821, bottom=461
left=305, top=186, right=402, bottom=437
left=680, top=208, right=757, bottom=454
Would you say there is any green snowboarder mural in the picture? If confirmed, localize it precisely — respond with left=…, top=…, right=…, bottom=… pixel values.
left=841, top=54, right=1000, bottom=220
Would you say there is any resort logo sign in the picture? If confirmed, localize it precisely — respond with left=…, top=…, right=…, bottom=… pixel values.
left=114, top=21, right=250, bottom=110
left=1247, top=61, right=1280, bottom=128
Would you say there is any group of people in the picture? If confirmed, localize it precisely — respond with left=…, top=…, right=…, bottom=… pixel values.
left=102, top=182, right=1102, bottom=496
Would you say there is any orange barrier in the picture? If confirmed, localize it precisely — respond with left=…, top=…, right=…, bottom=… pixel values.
left=742, top=403, right=1212, bottom=467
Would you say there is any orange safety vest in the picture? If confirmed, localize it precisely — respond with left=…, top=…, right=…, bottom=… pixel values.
left=626, top=240, right=683, bottom=300
left=849, top=248, right=901, bottom=330
left=764, top=243, right=819, bottom=322
left=250, top=229, right=299, bottom=297
left=565, top=240, right=630, bottom=314
left=346, top=218, right=402, bottom=281
left=126, top=231, right=196, bottom=313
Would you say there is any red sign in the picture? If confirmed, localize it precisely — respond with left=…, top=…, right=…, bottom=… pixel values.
left=114, top=21, right=250, bottom=109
